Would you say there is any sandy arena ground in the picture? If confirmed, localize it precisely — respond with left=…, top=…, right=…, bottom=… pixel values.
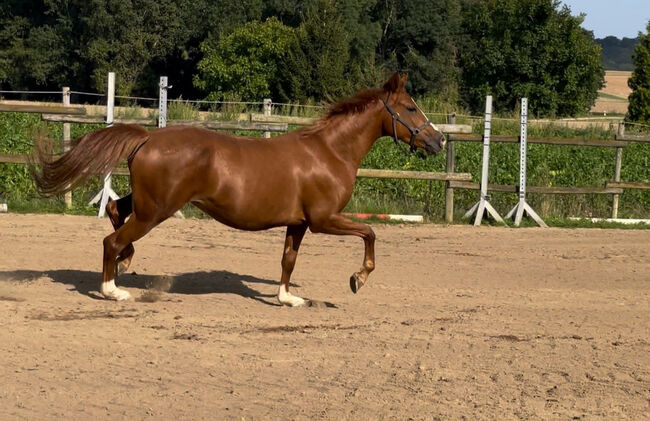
left=0, top=213, right=648, bottom=420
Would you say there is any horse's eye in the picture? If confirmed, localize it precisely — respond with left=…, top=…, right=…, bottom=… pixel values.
left=406, top=106, right=416, bottom=112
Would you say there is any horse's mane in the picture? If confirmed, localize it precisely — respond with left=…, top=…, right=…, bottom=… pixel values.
left=324, top=87, right=386, bottom=119
left=300, top=87, right=387, bottom=136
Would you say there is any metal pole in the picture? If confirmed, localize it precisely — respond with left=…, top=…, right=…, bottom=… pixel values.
left=505, top=98, right=547, bottom=227
left=62, top=87, right=72, bottom=209
left=480, top=97, right=493, bottom=203
left=519, top=98, right=528, bottom=201
left=159, top=76, right=168, bottom=128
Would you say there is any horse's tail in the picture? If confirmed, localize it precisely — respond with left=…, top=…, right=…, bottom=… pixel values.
left=31, top=124, right=150, bottom=197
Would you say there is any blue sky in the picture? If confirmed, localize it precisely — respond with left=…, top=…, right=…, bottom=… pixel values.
left=561, top=0, right=649, bottom=38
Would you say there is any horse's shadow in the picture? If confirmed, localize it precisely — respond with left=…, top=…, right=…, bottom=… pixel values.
left=0, top=269, right=286, bottom=306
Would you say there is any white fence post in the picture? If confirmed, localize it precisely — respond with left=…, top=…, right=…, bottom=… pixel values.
left=263, top=99, right=272, bottom=139
left=62, top=86, right=72, bottom=209
left=612, top=123, right=624, bottom=219
left=89, top=72, right=119, bottom=217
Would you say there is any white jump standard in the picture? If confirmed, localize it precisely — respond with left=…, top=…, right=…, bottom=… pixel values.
left=88, top=71, right=119, bottom=217
left=505, top=98, right=548, bottom=228
left=463, top=95, right=506, bottom=226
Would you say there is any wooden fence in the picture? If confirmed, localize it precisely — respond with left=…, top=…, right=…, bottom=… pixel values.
left=443, top=124, right=650, bottom=222
left=0, top=101, right=473, bottom=211
left=1, top=99, right=649, bottom=221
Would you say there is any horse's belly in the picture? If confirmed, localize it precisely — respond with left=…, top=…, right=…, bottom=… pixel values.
left=191, top=197, right=304, bottom=231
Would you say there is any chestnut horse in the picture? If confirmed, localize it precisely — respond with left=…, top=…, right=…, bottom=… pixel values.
left=33, top=73, right=445, bottom=306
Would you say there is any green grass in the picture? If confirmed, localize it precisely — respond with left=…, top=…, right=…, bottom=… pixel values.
left=597, top=92, right=628, bottom=102
left=167, top=99, right=199, bottom=120
left=1, top=109, right=649, bottom=224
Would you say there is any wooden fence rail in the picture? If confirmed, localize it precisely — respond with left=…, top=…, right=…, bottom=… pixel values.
left=250, top=113, right=473, bottom=133
left=42, top=113, right=473, bottom=135
left=0, top=103, right=86, bottom=115
left=42, top=114, right=289, bottom=132
left=447, top=134, right=628, bottom=148
left=448, top=180, right=624, bottom=195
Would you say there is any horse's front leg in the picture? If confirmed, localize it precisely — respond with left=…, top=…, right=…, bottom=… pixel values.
left=309, top=214, right=376, bottom=293
left=278, top=223, right=309, bottom=307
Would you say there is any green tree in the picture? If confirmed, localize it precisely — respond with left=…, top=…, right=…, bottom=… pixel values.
left=0, top=0, right=231, bottom=97
left=627, top=22, right=650, bottom=124
left=459, top=0, right=604, bottom=117
left=0, top=0, right=78, bottom=90
left=194, top=18, right=295, bottom=100
left=374, top=0, right=462, bottom=102
left=274, top=0, right=381, bottom=102
left=284, top=0, right=351, bottom=101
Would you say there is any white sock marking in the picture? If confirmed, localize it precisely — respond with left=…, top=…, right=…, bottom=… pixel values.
left=101, top=279, right=132, bottom=301
left=277, top=284, right=306, bottom=307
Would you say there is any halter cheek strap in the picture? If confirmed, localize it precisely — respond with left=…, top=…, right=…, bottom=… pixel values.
left=382, top=98, right=432, bottom=153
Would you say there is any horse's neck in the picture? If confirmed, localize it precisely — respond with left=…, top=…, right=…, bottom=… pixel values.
left=320, top=104, right=384, bottom=169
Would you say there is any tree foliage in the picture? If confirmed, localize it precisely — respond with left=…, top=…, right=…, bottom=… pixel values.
left=597, top=36, right=639, bottom=71
left=0, top=0, right=608, bottom=117
left=279, top=0, right=353, bottom=102
left=627, top=22, right=650, bottom=124
left=195, top=18, right=294, bottom=100
left=375, top=0, right=461, bottom=102
left=459, top=0, right=604, bottom=116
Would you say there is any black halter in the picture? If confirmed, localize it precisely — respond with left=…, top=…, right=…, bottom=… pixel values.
left=382, top=96, right=432, bottom=153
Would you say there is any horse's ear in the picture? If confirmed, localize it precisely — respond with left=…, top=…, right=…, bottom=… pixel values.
left=383, top=72, right=401, bottom=92
left=399, top=74, right=408, bottom=90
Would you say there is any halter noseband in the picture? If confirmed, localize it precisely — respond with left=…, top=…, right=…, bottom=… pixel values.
left=382, top=96, right=433, bottom=153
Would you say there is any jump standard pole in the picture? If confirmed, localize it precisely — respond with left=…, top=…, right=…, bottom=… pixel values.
left=159, top=76, right=185, bottom=219
left=505, top=97, right=548, bottom=228
left=159, top=76, right=169, bottom=129
left=89, top=72, right=119, bottom=217
left=463, top=95, right=506, bottom=226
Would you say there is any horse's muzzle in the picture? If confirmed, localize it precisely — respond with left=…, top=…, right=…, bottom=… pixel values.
left=423, top=132, right=446, bottom=155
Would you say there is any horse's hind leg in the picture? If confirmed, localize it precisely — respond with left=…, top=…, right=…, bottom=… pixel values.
left=106, top=194, right=135, bottom=275
left=101, top=214, right=157, bottom=300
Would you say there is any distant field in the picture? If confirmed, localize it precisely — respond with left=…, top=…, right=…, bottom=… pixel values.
left=591, top=71, right=631, bottom=115
left=601, top=70, right=632, bottom=98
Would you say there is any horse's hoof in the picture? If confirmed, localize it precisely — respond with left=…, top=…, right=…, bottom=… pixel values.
left=350, top=273, right=364, bottom=294
left=103, top=287, right=132, bottom=301
left=281, top=296, right=307, bottom=307
left=101, top=280, right=132, bottom=301
left=277, top=291, right=307, bottom=307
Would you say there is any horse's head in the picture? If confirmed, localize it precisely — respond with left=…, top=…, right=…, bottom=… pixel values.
left=381, top=72, right=446, bottom=155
